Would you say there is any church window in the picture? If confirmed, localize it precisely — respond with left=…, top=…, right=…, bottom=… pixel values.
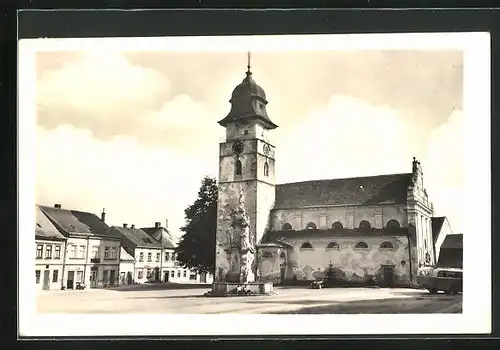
left=305, top=222, right=317, bottom=230
left=386, top=219, right=401, bottom=230
left=332, top=221, right=343, bottom=231
left=359, top=220, right=371, bottom=230
left=262, top=252, right=273, bottom=258
left=244, top=130, right=249, bottom=135
left=354, top=241, right=369, bottom=250
left=235, top=159, right=242, bottom=175
left=279, top=252, right=286, bottom=259
left=282, top=223, right=293, bottom=231
left=264, top=162, right=269, bottom=176
left=300, top=242, right=313, bottom=250
left=326, top=242, right=340, bottom=249
left=380, top=241, right=394, bottom=249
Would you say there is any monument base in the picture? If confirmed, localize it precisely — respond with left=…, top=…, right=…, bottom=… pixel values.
left=204, top=281, right=275, bottom=297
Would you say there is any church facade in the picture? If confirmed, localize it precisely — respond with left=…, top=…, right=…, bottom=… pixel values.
left=214, top=62, right=435, bottom=288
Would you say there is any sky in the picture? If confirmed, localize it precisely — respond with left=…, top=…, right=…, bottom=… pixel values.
left=34, top=47, right=464, bottom=239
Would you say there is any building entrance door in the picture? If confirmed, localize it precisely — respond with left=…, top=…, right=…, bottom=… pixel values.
left=200, top=272, right=206, bottom=283
left=127, top=272, right=133, bottom=284
left=164, top=271, right=169, bottom=282
left=382, top=266, right=395, bottom=287
left=109, top=270, right=116, bottom=286
left=42, top=270, right=50, bottom=290
left=90, top=268, right=98, bottom=288
left=67, top=271, right=75, bottom=289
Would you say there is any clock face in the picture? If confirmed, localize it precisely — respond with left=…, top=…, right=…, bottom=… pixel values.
left=263, top=144, right=271, bottom=156
left=232, top=140, right=244, bottom=155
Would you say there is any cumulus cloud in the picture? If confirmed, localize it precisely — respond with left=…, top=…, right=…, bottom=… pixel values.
left=36, top=124, right=218, bottom=237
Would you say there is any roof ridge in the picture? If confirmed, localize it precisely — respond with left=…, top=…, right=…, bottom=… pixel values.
left=276, top=173, right=412, bottom=186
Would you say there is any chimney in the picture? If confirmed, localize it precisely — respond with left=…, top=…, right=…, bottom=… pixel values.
left=155, top=222, right=161, bottom=228
left=123, top=223, right=128, bottom=228
left=54, top=204, right=62, bottom=209
left=101, top=208, right=106, bottom=222
left=131, top=224, right=135, bottom=229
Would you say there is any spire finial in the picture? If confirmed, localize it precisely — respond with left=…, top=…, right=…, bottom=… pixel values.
left=247, top=51, right=251, bottom=74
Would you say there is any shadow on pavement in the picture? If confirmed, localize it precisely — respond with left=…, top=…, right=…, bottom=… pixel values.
left=126, top=294, right=206, bottom=299
left=108, top=283, right=211, bottom=292
left=268, top=295, right=462, bottom=314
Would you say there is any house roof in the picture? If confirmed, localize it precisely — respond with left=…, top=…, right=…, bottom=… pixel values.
left=260, top=227, right=409, bottom=244
left=39, top=205, right=120, bottom=239
left=111, top=226, right=163, bottom=249
left=431, top=216, right=446, bottom=244
left=141, top=226, right=176, bottom=249
left=120, top=247, right=135, bottom=261
left=274, top=173, right=413, bottom=209
left=440, top=234, right=463, bottom=249
left=35, top=206, right=66, bottom=241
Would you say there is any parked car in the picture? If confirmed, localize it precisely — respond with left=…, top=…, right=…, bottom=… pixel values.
left=311, top=278, right=336, bottom=289
left=417, top=266, right=462, bottom=294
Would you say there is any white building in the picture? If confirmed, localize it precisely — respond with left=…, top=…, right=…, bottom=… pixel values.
left=35, top=206, right=67, bottom=290
left=39, top=205, right=122, bottom=289
left=119, top=247, right=135, bottom=285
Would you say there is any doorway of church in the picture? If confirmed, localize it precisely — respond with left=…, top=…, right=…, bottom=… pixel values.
left=381, top=265, right=395, bottom=287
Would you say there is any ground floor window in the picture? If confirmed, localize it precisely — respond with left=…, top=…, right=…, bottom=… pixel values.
left=177, top=270, right=181, bottom=278
left=76, top=270, right=83, bottom=283
left=138, top=270, right=143, bottom=279
left=189, top=273, right=197, bottom=280
left=35, top=270, right=41, bottom=284
left=183, top=270, right=187, bottom=278
left=52, top=270, right=59, bottom=282
left=170, top=270, right=175, bottom=278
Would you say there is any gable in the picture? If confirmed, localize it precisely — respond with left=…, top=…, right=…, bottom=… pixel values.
left=35, top=206, right=66, bottom=241
left=274, top=173, right=412, bottom=209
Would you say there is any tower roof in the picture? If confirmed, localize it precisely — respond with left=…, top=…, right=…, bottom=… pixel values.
left=218, top=55, right=278, bottom=129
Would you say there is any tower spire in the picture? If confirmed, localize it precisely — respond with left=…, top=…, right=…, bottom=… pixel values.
left=247, top=51, right=252, bottom=74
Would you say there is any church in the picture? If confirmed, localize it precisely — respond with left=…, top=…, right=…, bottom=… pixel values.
left=214, top=59, right=436, bottom=288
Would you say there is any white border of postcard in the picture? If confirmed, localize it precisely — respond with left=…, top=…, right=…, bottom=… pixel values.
left=18, top=32, right=491, bottom=336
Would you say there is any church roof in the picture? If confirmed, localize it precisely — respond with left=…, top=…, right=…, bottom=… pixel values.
left=35, top=205, right=66, bottom=241
left=274, top=173, right=413, bottom=209
left=431, top=216, right=446, bottom=244
left=260, top=227, right=409, bottom=244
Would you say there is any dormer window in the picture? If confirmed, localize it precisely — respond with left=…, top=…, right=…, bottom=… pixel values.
left=142, top=238, right=152, bottom=244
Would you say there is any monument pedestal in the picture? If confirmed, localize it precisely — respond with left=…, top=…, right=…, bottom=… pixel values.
left=204, top=281, right=274, bottom=297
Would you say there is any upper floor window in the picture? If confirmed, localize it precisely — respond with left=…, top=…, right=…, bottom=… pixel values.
left=264, top=162, right=269, bottom=176
left=380, top=241, right=394, bottom=249
left=104, top=247, right=111, bottom=259
left=354, top=241, right=369, bottom=250
left=282, top=223, right=293, bottom=231
left=300, top=242, right=313, bottom=250
left=139, top=252, right=144, bottom=262
left=165, top=252, right=170, bottom=261
left=386, top=219, right=401, bottom=231
left=36, top=244, right=43, bottom=259
left=68, top=245, right=77, bottom=259
left=45, top=245, right=52, bottom=259
left=91, top=246, right=99, bottom=258
left=359, top=220, right=371, bottom=230
left=326, top=242, right=340, bottom=249
left=78, top=245, right=86, bottom=259
left=156, top=252, right=160, bottom=262
left=54, top=245, right=61, bottom=259
left=305, top=222, right=317, bottom=230
left=279, top=252, right=286, bottom=259
left=147, top=252, right=152, bottom=262
left=111, top=247, right=118, bottom=259
left=262, top=251, right=273, bottom=258
left=235, top=159, right=242, bottom=175
left=332, top=221, right=343, bottom=231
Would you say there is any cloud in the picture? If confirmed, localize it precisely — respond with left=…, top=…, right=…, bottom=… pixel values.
left=35, top=124, right=218, bottom=237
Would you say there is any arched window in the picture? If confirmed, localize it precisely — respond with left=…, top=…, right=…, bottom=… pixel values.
left=282, top=223, right=292, bottom=231
left=235, top=159, right=242, bottom=175
left=279, top=252, right=286, bottom=259
left=326, top=242, right=340, bottom=249
left=300, top=242, right=313, bottom=249
left=262, top=251, right=273, bottom=258
left=359, top=220, right=371, bottom=230
left=380, top=241, right=394, bottom=249
left=264, top=162, right=269, bottom=176
left=354, top=241, right=369, bottom=250
left=332, top=221, right=343, bottom=231
left=305, top=222, right=317, bottom=230
left=386, top=219, right=401, bottom=230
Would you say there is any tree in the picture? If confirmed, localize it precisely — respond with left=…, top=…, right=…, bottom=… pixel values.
left=175, top=176, right=218, bottom=274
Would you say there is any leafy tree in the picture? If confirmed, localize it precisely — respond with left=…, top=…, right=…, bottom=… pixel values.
left=175, top=176, right=218, bottom=274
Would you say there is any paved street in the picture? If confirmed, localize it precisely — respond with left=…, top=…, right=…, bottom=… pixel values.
left=36, top=284, right=462, bottom=314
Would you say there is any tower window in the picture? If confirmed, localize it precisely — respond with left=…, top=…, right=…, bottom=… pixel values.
left=235, top=159, right=242, bottom=175
left=264, top=162, right=269, bottom=176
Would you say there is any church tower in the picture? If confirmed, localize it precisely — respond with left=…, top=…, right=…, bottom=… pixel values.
left=215, top=54, right=278, bottom=282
